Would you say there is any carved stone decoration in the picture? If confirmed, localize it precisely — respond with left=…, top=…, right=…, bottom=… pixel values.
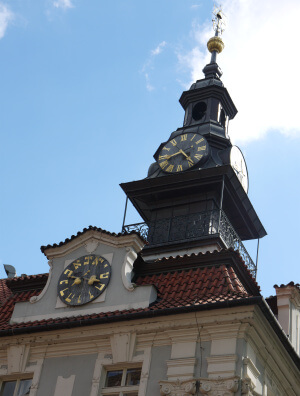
left=241, top=378, right=256, bottom=395
left=84, top=239, right=99, bottom=253
left=121, top=247, right=137, bottom=291
left=30, top=260, right=53, bottom=303
left=159, top=379, right=196, bottom=396
left=199, top=377, right=239, bottom=396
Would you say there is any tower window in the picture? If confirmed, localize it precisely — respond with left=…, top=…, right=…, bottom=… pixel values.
left=192, top=101, right=207, bottom=121
left=220, top=108, right=226, bottom=127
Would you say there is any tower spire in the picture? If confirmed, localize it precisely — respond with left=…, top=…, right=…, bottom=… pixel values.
left=203, top=6, right=225, bottom=79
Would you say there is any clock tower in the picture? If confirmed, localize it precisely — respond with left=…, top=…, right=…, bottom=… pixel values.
left=121, top=10, right=266, bottom=278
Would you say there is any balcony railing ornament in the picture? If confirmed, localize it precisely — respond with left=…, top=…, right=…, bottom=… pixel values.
left=122, top=209, right=257, bottom=278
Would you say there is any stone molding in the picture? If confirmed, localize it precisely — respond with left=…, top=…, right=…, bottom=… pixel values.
left=242, top=357, right=260, bottom=392
left=166, top=358, right=196, bottom=380
left=7, top=344, right=30, bottom=374
left=199, top=376, right=239, bottom=396
left=110, top=332, right=136, bottom=363
left=43, top=230, right=144, bottom=259
left=159, top=379, right=196, bottom=395
left=206, top=354, right=237, bottom=378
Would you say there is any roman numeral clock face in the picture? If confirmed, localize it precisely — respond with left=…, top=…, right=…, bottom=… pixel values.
left=57, top=255, right=112, bottom=306
left=157, top=133, right=209, bottom=173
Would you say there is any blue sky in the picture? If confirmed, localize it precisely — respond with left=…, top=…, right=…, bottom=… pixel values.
left=0, top=0, right=299, bottom=297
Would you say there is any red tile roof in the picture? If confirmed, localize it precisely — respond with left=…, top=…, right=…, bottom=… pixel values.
left=0, top=279, right=12, bottom=304
left=135, top=264, right=252, bottom=306
left=0, top=255, right=259, bottom=335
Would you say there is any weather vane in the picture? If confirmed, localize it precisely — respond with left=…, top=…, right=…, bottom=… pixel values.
left=205, top=5, right=226, bottom=66
left=212, top=5, right=226, bottom=36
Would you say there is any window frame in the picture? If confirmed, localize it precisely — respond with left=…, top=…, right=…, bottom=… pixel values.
left=0, top=375, right=32, bottom=396
left=101, top=365, right=142, bottom=396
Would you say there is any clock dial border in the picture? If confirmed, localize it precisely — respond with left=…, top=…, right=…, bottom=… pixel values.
left=57, top=254, right=112, bottom=306
left=157, top=133, right=209, bottom=173
left=230, top=145, right=249, bottom=193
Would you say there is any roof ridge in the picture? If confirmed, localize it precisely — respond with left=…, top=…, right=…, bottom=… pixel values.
left=41, top=225, right=146, bottom=253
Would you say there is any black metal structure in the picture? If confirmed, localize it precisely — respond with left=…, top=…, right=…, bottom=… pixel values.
left=120, top=19, right=266, bottom=278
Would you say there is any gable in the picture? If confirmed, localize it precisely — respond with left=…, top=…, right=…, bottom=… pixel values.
left=10, top=229, right=157, bottom=324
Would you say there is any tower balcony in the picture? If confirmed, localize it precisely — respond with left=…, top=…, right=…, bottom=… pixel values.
left=122, top=209, right=257, bottom=278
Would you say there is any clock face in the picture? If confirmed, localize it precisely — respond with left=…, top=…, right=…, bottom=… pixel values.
left=57, top=255, right=112, bottom=306
left=230, top=146, right=249, bottom=193
left=157, top=133, right=209, bottom=173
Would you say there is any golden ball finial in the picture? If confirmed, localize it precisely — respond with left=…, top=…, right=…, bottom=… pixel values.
left=207, top=36, right=225, bottom=54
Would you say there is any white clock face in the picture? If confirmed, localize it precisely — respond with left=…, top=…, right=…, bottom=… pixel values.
left=230, top=146, right=249, bottom=193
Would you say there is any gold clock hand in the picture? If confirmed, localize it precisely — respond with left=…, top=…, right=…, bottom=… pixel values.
left=179, top=149, right=193, bottom=162
left=71, top=278, right=82, bottom=286
left=86, top=275, right=103, bottom=285
left=168, top=151, right=182, bottom=158
left=178, top=148, right=188, bottom=158
left=179, top=149, right=194, bottom=164
left=160, top=151, right=182, bottom=160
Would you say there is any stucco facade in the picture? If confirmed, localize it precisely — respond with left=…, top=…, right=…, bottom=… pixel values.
left=0, top=230, right=299, bottom=396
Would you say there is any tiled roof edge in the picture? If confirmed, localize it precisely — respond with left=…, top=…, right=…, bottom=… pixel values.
left=6, top=274, right=48, bottom=293
left=40, top=226, right=145, bottom=253
left=0, top=295, right=263, bottom=337
left=274, top=282, right=300, bottom=290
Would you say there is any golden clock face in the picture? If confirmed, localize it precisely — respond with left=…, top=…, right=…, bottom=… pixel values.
left=157, top=133, right=209, bottom=173
left=57, top=255, right=111, bottom=306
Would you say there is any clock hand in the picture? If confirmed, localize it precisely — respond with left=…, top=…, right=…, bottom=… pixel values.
left=168, top=151, right=182, bottom=158
left=160, top=151, right=182, bottom=160
left=71, top=278, right=82, bottom=286
left=179, top=149, right=194, bottom=165
left=179, top=148, right=189, bottom=158
left=86, top=275, right=104, bottom=285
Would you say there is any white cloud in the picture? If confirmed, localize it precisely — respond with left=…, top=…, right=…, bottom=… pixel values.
left=151, top=41, right=166, bottom=56
left=177, top=0, right=300, bottom=143
left=0, top=3, right=13, bottom=39
left=142, top=41, right=167, bottom=92
left=145, top=73, right=154, bottom=92
left=53, top=0, right=74, bottom=9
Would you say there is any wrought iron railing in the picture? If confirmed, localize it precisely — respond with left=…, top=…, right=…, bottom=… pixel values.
left=122, top=222, right=149, bottom=241
left=122, top=209, right=256, bottom=277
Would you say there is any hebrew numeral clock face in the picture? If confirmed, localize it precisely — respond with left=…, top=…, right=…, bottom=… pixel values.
left=157, top=133, right=209, bottom=173
left=57, top=255, right=112, bottom=306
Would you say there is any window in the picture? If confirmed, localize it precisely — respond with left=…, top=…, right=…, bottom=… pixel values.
left=192, top=101, right=207, bottom=121
left=102, top=367, right=141, bottom=395
left=0, top=379, right=32, bottom=396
